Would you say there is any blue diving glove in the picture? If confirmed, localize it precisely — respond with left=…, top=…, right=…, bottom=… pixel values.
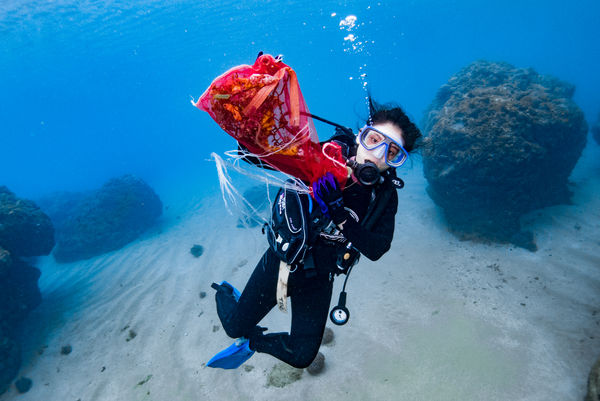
left=312, top=172, right=347, bottom=225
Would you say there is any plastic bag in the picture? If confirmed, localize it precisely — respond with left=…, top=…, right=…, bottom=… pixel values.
left=193, top=54, right=347, bottom=187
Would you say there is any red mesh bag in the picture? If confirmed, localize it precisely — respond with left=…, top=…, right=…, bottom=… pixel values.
left=194, top=54, right=347, bottom=188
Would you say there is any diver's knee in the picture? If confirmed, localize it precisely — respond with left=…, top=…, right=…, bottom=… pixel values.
left=289, top=343, right=320, bottom=369
left=223, top=325, right=245, bottom=339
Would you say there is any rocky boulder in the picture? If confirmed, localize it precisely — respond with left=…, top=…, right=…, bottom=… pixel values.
left=41, top=175, right=162, bottom=263
left=591, top=113, right=600, bottom=146
left=0, top=188, right=51, bottom=395
left=0, top=186, right=54, bottom=257
left=422, top=61, right=587, bottom=250
left=0, top=252, right=41, bottom=395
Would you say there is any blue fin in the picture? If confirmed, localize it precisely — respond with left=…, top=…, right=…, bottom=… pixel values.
left=207, top=338, right=255, bottom=369
left=219, top=281, right=241, bottom=301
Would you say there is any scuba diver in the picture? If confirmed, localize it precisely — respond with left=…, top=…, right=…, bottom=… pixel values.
left=207, top=99, right=422, bottom=369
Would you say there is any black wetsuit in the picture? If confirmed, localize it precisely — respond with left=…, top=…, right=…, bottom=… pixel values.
left=217, top=137, right=399, bottom=368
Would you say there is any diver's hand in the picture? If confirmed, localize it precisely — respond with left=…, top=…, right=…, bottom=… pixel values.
left=312, top=172, right=347, bottom=225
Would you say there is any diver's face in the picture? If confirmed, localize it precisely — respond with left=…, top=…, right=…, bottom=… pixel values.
left=356, top=121, right=405, bottom=171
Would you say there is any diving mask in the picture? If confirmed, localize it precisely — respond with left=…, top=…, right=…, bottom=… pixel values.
left=358, top=125, right=409, bottom=168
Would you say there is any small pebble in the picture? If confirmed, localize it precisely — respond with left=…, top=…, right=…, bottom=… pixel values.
left=190, top=244, right=204, bottom=257
left=199, top=291, right=207, bottom=299
left=126, top=330, right=137, bottom=341
left=15, top=377, right=33, bottom=393
left=61, top=345, right=72, bottom=355
left=321, top=327, right=334, bottom=345
left=306, top=352, right=325, bottom=375
left=212, top=325, right=220, bottom=332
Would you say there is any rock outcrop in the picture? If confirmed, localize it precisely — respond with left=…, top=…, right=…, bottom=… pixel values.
left=0, top=187, right=54, bottom=395
left=422, top=61, right=587, bottom=250
left=0, top=187, right=54, bottom=256
left=586, top=356, right=600, bottom=401
left=591, top=113, right=600, bottom=146
left=38, top=175, right=162, bottom=263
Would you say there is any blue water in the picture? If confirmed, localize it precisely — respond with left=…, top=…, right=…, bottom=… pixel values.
left=1, top=0, right=599, bottom=201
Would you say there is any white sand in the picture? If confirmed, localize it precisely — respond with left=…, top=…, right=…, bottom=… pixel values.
left=3, top=146, right=599, bottom=401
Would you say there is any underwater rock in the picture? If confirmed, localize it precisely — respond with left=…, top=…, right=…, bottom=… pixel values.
left=61, top=345, right=72, bottom=355
left=321, top=327, right=334, bottom=346
left=0, top=186, right=55, bottom=257
left=0, top=186, right=48, bottom=394
left=586, top=356, right=600, bottom=401
left=46, top=175, right=162, bottom=263
left=591, top=112, right=600, bottom=146
left=0, top=254, right=41, bottom=394
left=0, top=248, right=11, bottom=278
left=35, top=190, right=89, bottom=233
left=14, top=377, right=32, bottom=393
left=266, top=363, right=303, bottom=388
left=422, top=61, right=587, bottom=249
left=306, top=352, right=325, bottom=375
left=126, top=330, right=137, bottom=341
left=0, top=257, right=41, bottom=325
left=0, top=332, right=20, bottom=395
left=190, top=244, right=204, bottom=257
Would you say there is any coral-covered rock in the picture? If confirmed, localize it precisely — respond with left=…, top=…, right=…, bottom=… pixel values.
left=422, top=61, right=588, bottom=250
left=0, top=248, right=11, bottom=278
left=0, top=331, right=20, bottom=395
left=35, top=190, right=89, bottom=233
left=0, top=188, right=49, bottom=394
left=0, top=186, right=55, bottom=257
left=0, top=257, right=42, bottom=326
left=0, top=249, right=41, bottom=395
left=46, top=175, right=162, bottom=262
left=591, top=113, right=600, bottom=146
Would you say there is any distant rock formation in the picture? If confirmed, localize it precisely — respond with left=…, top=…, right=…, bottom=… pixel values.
left=422, top=61, right=588, bottom=250
left=586, top=356, right=600, bottom=401
left=237, top=185, right=279, bottom=228
left=591, top=113, right=600, bottom=146
left=0, top=187, right=54, bottom=395
left=38, top=175, right=162, bottom=263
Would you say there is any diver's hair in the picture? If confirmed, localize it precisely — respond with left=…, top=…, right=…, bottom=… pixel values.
left=368, top=98, right=422, bottom=152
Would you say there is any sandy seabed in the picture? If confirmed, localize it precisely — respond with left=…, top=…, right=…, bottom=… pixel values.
left=2, top=146, right=599, bottom=401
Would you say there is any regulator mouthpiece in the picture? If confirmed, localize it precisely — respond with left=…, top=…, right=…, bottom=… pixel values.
left=346, top=159, right=382, bottom=186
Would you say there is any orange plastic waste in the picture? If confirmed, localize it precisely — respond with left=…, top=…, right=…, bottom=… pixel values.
left=194, top=54, right=347, bottom=188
